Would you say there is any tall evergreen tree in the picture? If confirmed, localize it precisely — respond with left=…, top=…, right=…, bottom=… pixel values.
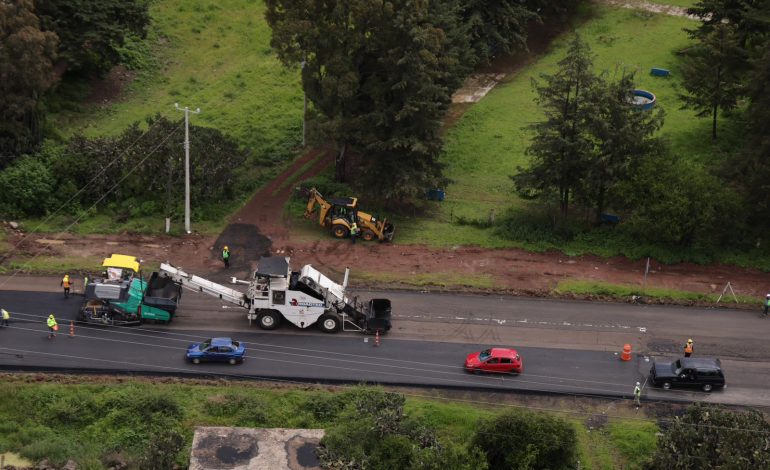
left=513, top=35, right=597, bottom=218
left=687, top=0, right=770, bottom=50
left=0, top=0, right=58, bottom=161
left=582, top=74, right=664, bottom=222
left=266, top=0, right=471, bottom=196
left=461, top=0, right=537, bottom=64
left=678, top=23, right=745, bottom=140
left=727, top=45, right=770, bottom=233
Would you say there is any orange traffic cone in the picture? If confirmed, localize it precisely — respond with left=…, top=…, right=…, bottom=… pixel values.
left=374, top=329, right=381, bottom=347
left=621, top=344, right=632, bottom=361
left=69, top=320, right=75, bottom=338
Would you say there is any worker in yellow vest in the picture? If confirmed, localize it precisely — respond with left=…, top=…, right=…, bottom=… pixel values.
left=61, top=274, right=71, bottom=299
left=47, top=314, right=58, bottom=339
left=1, top=308, right=9, bottom=327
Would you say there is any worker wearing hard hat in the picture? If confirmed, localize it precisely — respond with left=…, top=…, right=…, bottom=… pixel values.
left=61, top=273, right=71, bottom=299
left=222, top=246, right=231, bottom=269
left=684, top=339, right=694, bottom=358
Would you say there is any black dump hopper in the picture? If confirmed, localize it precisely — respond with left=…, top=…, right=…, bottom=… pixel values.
left=142, top=272, right=182, bottom=313
left=365, top=298, right=392, bottom=332
left=290, top=272, right=325, bottom=301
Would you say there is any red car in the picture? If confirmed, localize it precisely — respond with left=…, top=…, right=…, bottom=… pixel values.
left=465, top=348, right=523, bottom=375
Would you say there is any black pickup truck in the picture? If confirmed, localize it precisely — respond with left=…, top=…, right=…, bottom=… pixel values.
left=649, top=357, right=726, bottom=392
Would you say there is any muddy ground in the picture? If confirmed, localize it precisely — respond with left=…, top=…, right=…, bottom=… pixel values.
left=5, top=152, right=769, bottom=306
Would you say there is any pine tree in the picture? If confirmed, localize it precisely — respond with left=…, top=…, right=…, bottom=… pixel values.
left=582, top=74, right=664, bottom=222
left=0, top=0, right=58, bottom=160
left=678, top=23, right=745, bottom=140
left=513, top=35, right=597, bottom=218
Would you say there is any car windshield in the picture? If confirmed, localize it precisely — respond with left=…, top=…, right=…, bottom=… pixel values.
left=200, top=339, right=212, bottom=349
left=478, top=349, right=492, bottom=361
left=672, top=359, right=682, bottom=375
left=231, top=341, right=239, bottom=348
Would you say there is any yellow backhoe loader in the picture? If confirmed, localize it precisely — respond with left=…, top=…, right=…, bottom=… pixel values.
left=304, top=188, right=395, bottom=242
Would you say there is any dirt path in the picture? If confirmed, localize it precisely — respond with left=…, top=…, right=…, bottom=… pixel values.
left=597, top=0, right=697, bottom=19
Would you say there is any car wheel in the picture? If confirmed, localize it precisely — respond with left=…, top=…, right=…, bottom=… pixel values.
left=229, top=358, right=237, bottom=365
left=662, top=382, right=671, bottom=390
left=702, top=384, right=713, bottom=392
left=192, top=358, right=200, bottom=364
left=318, top=313, right=341, bottom=333
left=258, top=311, right=279, bottom=330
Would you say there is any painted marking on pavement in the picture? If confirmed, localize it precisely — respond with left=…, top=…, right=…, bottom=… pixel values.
left=396, top=313, right=646, bottom=332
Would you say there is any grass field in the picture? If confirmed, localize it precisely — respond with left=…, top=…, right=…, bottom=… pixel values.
left=0, top=378, right=658, bottom=469
left=52, top=0, right=303, bottom=157
left=398, top=5, right=708, bottom=248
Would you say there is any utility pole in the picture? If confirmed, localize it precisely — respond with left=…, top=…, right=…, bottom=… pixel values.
left=174, top=103, right=200, bottom=234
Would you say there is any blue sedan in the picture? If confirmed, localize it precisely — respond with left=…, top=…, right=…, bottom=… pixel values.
left=186, top=337, right=245, bottom=365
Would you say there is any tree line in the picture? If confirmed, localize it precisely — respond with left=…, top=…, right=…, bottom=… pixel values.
left=319, top=389, right=770, bottom=469
left=507, top=0, right=770, bottom=257
left=0, top=0, right=151, bottom=160
left=265, top=0, right=578, bottom=199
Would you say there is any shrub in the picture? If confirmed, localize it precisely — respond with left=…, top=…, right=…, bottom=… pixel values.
left=472, top=410, right=578, bottom=470
left=0, top=156, right=55, bottom=217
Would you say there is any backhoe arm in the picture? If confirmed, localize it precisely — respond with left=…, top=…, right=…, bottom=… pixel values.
left=304, top=188, right=331, bottom=226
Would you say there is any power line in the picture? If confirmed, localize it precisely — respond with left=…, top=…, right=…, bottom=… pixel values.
left=5, top=308, right=769, bottom=413
left=0, top=122, right=183, bottom=288
left=0, top=117, right=169, bottom=269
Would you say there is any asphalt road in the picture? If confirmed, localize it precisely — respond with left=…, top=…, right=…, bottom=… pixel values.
left=0, top=289, right=768, bottom=407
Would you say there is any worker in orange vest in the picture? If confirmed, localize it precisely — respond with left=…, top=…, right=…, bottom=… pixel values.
left=684, top=339, right=694, bottom=358
left=61, top=274, right=71, bottom=299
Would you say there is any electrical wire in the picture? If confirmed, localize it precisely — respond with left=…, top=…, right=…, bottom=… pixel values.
left=5, top=308, right=768, bottom=413
left=0, top=117, right=169, bottom=270
left=0, top=122, right=183, bottom=287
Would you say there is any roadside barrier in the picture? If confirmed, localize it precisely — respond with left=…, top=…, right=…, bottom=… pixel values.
left=621, top=344, right=632, bottom=361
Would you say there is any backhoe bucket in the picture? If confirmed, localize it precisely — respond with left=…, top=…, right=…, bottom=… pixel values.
left=382, top=222, right=395, bottom=242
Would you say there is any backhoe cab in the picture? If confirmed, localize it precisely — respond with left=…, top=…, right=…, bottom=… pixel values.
left=304, top=187, right=395, bottom=242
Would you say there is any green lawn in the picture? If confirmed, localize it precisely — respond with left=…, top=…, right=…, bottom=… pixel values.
left=402, top=5, right=715, bottom=248
left=648, top=0, right=697, bottom=8
left=51, top=0, right=303, bottom=161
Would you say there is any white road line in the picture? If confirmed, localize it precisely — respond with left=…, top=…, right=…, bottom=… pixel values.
left=395, top=313, right=646, bottom=332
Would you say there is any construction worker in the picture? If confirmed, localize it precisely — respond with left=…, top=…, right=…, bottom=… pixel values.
left=763, top=294, right=770, bottom=317
left=350, top=222, right=360, bottom=244
left=61, top=273, right=71, bottom=298
left=47, top=314, right=58, bottom=339
left=83, top=274, right=89, bottom=294
left=222, top=246, right=231, bottom=269
left=1, top=308, right=9, bottom=327
left=633, top=382, right=642, bottom=407
left=684, top=339, right=694, bottom=358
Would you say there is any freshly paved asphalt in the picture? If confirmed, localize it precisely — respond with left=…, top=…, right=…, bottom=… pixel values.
left=1, top=289, right=768, bottom=407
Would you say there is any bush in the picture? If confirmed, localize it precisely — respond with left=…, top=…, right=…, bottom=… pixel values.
left=0, top=156, right=55, bottom=217
left=646, top=403, right=770, bottom=469
left=472, top=410, right=578, bottom=470
left=318, top=388, right=484, bottom=470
